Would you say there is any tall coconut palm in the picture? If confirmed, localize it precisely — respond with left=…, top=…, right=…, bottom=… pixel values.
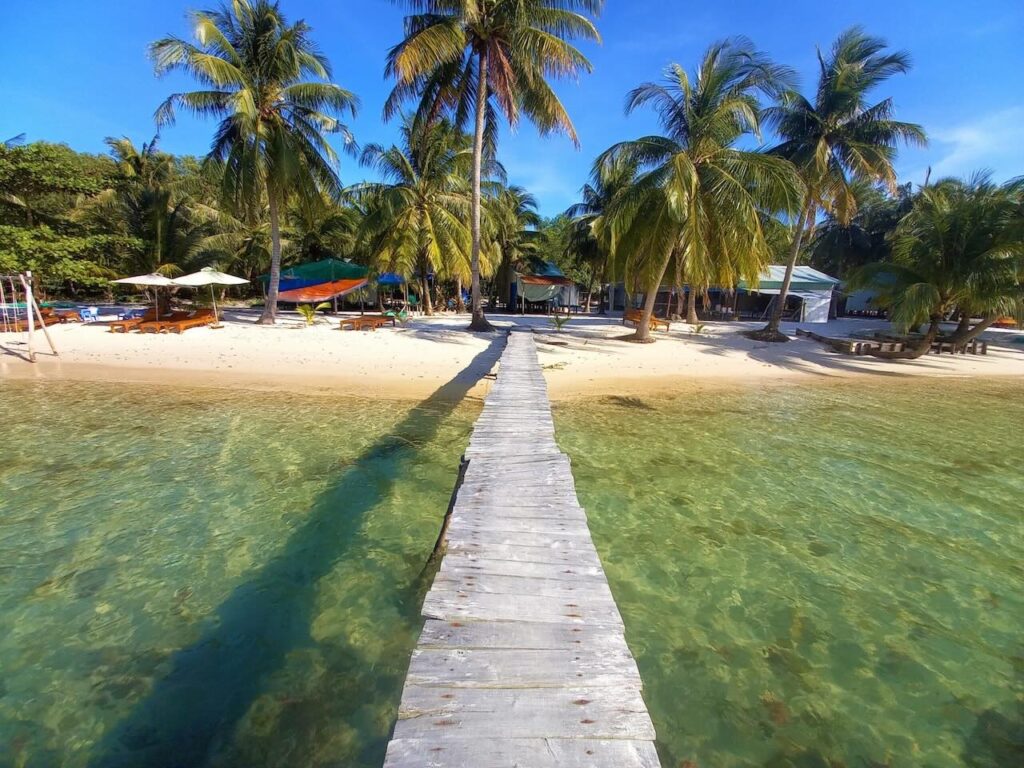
left=356, top=118, right=475, bottom=315
left=754, top=26, right=925, bottom=341
left=487, top=184, right=541, bottom=309
left=150, top=0, right=358, bottom=324
left=385, top=0, right=604, bottom=331
left=850, top=173, right=1024, bottom=358
left=597, top=39, right=803, bottom=342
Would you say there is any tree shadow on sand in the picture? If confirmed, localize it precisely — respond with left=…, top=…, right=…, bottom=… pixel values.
left=87, top=334, right=508, bottom=768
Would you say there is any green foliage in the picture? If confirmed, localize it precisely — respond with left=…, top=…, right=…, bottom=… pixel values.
left=810, top=182, right=914, bottom=278
left=355, top=118, right=477, bottom=314
left=0, top=142, right=113, bottom=226
left=386, top=0, right=603, bottom=321
left=851, top=174, right=1024, bottom=331
left=0, top=225, right=125, bottom=288
left=549, top=313, right=572, bottom=332
left=296, top=301, right=331, bottom=326
left=151, top=0, right=358, bottom=322
left=598, top=39, right=803, bottom=339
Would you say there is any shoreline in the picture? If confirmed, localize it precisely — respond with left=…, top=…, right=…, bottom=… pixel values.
left=2, top=313, right=1022, bottom=401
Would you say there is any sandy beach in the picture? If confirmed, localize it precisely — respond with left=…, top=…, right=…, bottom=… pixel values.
left=2, top=309, right=1022, bottom=400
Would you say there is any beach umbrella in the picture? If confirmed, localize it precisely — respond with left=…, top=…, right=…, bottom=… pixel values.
left=111, top=273, right=177, bottom=318
left=173, top=267, right=249, bottom=327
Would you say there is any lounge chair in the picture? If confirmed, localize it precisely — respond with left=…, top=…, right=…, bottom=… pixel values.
left=137, top=310, right=192, bottom=333
left=623, top=308, right=671, bottom=332
left=339, top=314, right=397, bottom=331
left=160, top=309, right=216, bottom=333
left=110, top=308, right=160, bottom=333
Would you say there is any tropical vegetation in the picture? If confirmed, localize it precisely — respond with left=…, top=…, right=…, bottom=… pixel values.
left=150, top=0, right=359, bottom=324
left=849, top=174, right=1024, bottom=357
left=593, top=39, right=803, bottom=342
left=385, top=0, right=604, bottom=331
left=750, top=27, right=926, bottom=341
left=1, top=2, right=1020, bottom=350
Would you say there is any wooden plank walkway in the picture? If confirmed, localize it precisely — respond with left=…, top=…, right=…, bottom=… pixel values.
left=384, top=331, right=660, bottom=768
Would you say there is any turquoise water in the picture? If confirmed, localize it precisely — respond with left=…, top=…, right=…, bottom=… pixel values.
left=0, top=379, right=478, bottom=768
left=2, top=374, right=1022, bottom=768
left=555, top=378, right=1024, bottom=768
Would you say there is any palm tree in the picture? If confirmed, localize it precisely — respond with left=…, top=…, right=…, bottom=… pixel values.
left=566, top=155, right=638, bottom=314
left=385, top=0, right=604, bottom=331
left=850, top=174, right=1023, bottom=357
left=754, top=26, right=925, bottom=341
left=78, top=137, right=212, bottom=276
left=597, top=39, right=803, bottom=342
left=487, top=185, right=541, bottom=310
left=810, top=180, right=913, bottom=278
left=150, top=0, right=358, bottom=324
left=76, top=137, right=215, bottom=313
left=356, top=118, right=475, bottom=316
left=288, top=192, right=359, bottom=262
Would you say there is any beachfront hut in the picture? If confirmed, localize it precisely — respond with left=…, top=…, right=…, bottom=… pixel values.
left=512, top=261, right=579, bottom=314
left=737, top=266, right=840, bottom=323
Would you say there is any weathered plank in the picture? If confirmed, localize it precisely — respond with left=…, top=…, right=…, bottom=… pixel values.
left=384, top=331, right=659, bottom=768
left=392, top=685, right=655, bottom=739
left=384, top=738, right=661, bottom=768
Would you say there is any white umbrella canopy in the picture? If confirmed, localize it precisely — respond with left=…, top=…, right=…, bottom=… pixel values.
left=173, top=267, right=249, bottom=326
left=111, top=273, right=177, bottom=318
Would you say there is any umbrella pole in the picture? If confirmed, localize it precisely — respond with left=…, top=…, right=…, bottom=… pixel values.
left=210, top=284, right=220, bottom=326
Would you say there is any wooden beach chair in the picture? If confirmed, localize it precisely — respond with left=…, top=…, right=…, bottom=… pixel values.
left=339, top=314, right=397, bottom=331
left=161, top=309, right=216, bottom=333
left=137, top=310, right=191, bottom=333
left=623, top=307, right=671, bottom=332
left=109, top=308, right=159, bottom=333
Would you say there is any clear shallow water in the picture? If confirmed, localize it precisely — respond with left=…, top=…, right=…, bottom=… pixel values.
left=0, top=380, right=478, bottom=768
left=555, top=378, right=1024, bottom=768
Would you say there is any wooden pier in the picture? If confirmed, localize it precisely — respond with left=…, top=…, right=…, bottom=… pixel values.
left=384, top=331, right=659, bottom=768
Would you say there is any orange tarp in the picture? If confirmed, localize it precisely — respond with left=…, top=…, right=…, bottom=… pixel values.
left=519, top=275, right=572, bottom=286
left=277, top=278, right=368, bottom=303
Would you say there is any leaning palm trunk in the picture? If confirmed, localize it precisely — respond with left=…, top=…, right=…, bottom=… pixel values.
left=943, top=314, right=999, bottom=344
left=755, top=197, right=815, bottom=340
left=468, top=50, right=494, bottom=332
left=864, top=315, right=941, bottom=359
left=633, top=253, right=673, bottom=343
left=258, top=192, right=283, bottom=325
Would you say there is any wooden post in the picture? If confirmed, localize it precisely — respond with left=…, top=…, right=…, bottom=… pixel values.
left=19, top=272, right=35, bottom=361
left=24, top=272, right=58, bottom=356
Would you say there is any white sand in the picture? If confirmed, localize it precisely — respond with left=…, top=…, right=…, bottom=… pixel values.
left=2, top=309, right=1022, bottom=400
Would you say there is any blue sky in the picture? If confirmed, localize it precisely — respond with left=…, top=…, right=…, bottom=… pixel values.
left=2, top=0, right=1021, bottom=217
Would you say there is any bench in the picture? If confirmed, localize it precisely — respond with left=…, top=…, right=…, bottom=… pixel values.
left=931, top=338, right=988, bottom=355
left=339, top=315, right=397, bottom=331
left=623, top=307, right=670, bottom=332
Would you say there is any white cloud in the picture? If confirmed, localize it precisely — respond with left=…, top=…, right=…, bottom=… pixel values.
left=910, top=106, right=1024, bottom=182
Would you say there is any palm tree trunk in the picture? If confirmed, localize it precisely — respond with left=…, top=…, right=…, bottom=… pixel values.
left=597, top=254, right=609, bottom=315
left=456, top=278, right=466, bottom=313
left=686, top=288, right=699, bottom=325
left=634, top=252, right=673, bottom=343
left=758, top=197, right=815, bottom=340
left=421, top=275, right=434, bottom=315
left=945, top=313, right=999, bottom=344
left=468, top=49, right=494, bottom=332
left=671, top=258, right=684, bottom=320
left=257, top=192, right=282, bottom=325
